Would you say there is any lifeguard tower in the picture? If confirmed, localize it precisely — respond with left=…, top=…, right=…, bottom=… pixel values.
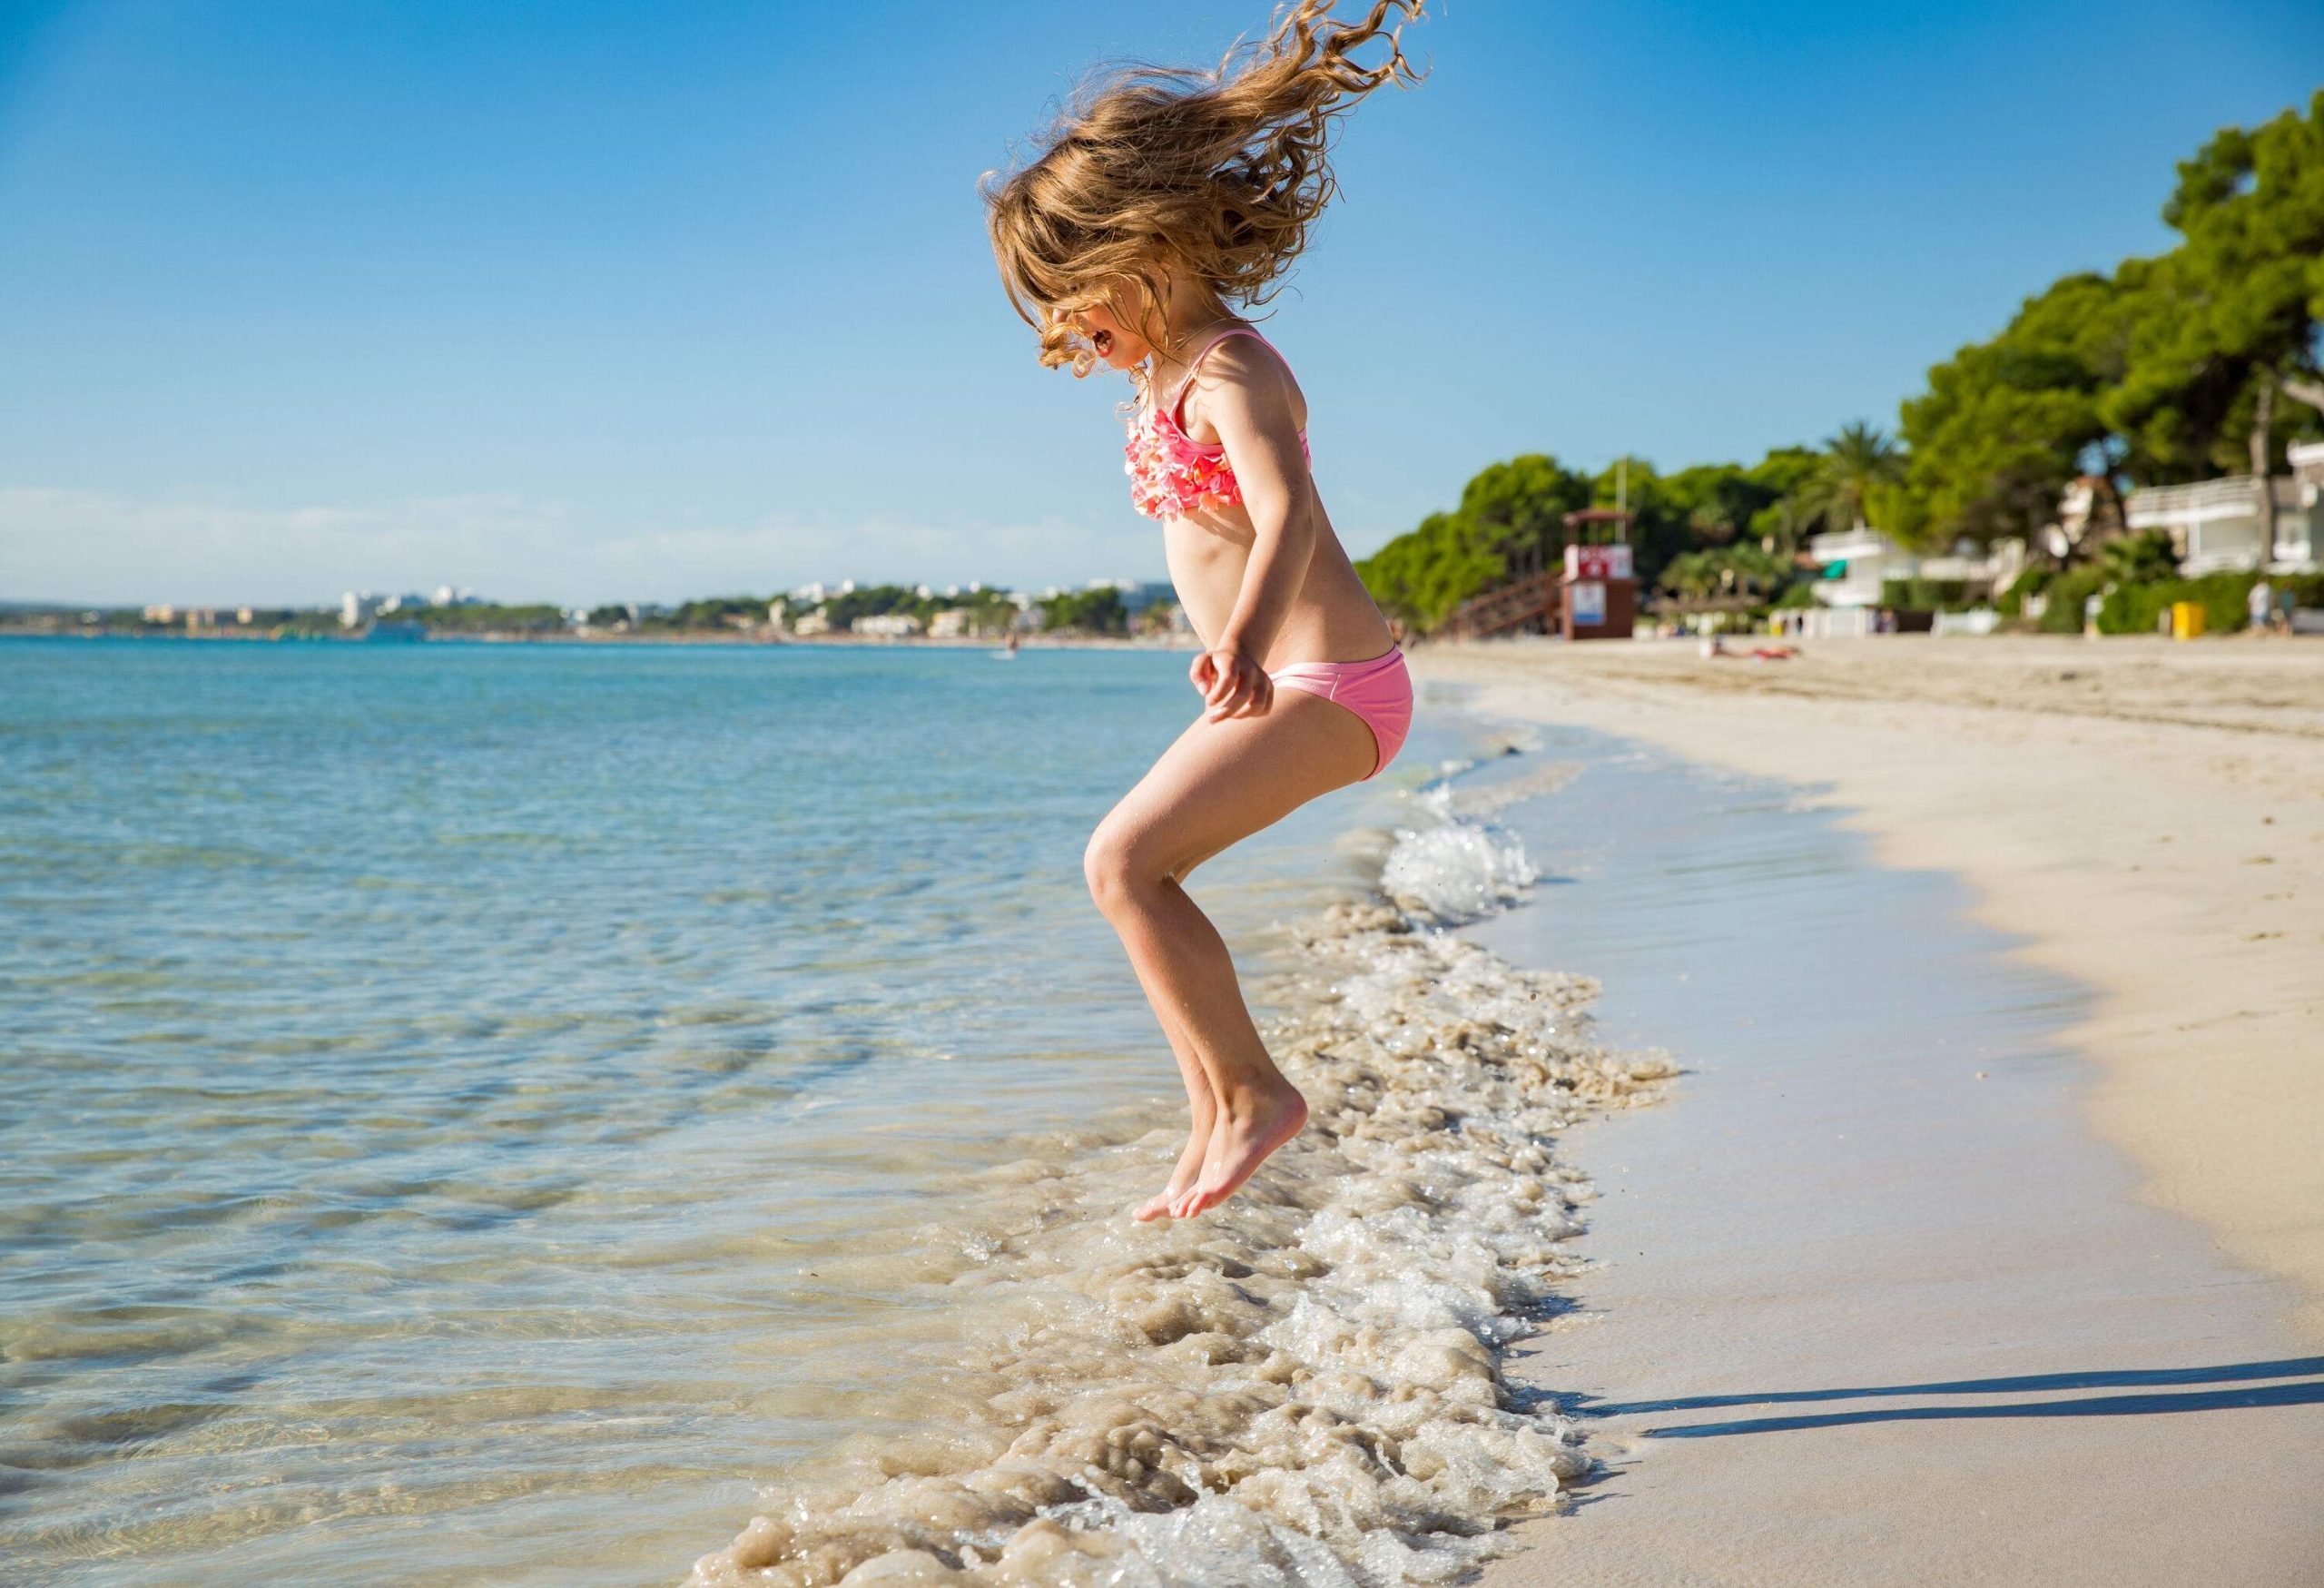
left=1558, top=507, right=1638, bottom=640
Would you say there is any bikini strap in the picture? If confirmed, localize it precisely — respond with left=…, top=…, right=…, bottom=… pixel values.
left=1167, top=324, right=1276, bottom=429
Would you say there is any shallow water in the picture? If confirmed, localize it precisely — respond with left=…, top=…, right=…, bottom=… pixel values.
left=5, top=638, right=1611, bottom=1584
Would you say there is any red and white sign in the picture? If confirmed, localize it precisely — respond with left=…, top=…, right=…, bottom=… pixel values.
left=1564, top=544, right=1633, bottom=581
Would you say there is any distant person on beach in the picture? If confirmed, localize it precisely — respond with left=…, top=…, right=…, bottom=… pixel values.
left=985, top=0, right=1420, bottom=1220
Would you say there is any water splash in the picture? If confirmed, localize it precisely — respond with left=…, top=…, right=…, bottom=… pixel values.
left=689, top=755, right=1672, bottom=1586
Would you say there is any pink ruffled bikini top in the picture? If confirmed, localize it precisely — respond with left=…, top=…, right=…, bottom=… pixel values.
left=1124, top=325, right=1311, bottom=521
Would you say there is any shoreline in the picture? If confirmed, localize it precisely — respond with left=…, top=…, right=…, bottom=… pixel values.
left=1427, top=699, right=2324, bottom=1585
left=1410, top=633, right=2324, bottom=1341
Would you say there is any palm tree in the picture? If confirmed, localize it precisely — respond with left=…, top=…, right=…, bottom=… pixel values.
left=1791, top=422, right=1906, bottom=536
left=1757, top=496, right=1802, bottom=557
left=1658, top=550, right=1722, bottom=602
left=1719, top=544, right=1793, bottom=598
left=1659, top=546, right=1793, bottom=603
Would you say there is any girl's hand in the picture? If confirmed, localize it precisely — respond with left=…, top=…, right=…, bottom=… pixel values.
left=1191, top=646, right=1273, bottom=722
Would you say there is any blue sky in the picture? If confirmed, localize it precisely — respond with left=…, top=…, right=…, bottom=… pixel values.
left=3, top=0, right=2320, bottom=607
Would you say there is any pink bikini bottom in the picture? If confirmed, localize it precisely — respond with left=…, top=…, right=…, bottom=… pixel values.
left=1268, top=647, right=1413, bottom=780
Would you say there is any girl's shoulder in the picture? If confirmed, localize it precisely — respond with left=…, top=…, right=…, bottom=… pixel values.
left=1175, top=326, right=1305, bottom=441
left=1190, top=322, right=1292, bottom=378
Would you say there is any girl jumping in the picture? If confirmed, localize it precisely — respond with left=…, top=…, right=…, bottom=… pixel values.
left=985, top=1, right=1422, bottom=1221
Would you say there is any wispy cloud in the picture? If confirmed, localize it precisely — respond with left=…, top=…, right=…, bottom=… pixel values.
left=0, top=487, right=1143, bottom=607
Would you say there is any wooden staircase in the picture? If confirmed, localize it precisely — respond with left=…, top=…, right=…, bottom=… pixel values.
left=1439, top=570, right=1559, bottom=639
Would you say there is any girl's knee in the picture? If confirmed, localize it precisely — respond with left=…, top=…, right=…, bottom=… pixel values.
left=1083, top=822, right=1158, bottom=913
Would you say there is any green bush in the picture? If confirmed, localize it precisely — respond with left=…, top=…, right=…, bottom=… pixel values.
left=1879, top=577, right=1973, bottom=613
left=418, top=602, right=568, bottom=634
left=1994, top=568, right=2049, bottom=619
left=2094, top=571, right=2257, bottom=636
left=2278, top=572, right=2324, bottom=608
left=2097, top=530, right=2179, bottom=586
left=2036, top=567, right=2110, bottom=634
left=1039, top=587, right=1128, bottom=634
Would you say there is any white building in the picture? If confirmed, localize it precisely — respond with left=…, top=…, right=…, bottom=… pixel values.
left=1805, top=527, right=1903, bottom=607
left=1806, top=526, right=2016, bottom=608
left=341, top=591, right=384, bottom=628
left=793, top=609, right=832, bottom=636
left=2124, top=445, right=2323, bottom=575
left=852, top=612, right=921, bottom=637
left=928, top=607, right=973, bottom=637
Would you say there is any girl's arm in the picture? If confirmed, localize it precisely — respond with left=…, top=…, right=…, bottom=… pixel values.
left=1187, top=340, right=1315, bottom=719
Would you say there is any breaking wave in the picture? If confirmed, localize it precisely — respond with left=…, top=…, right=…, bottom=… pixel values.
left=688, top=755, right=1670, bottom=1586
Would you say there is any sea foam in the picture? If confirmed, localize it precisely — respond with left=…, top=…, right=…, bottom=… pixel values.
left=1374, top=769, right=1565, bottom=924
left=687, top=754, right=1669, bottom=1587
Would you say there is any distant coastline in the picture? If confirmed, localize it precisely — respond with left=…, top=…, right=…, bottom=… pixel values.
left=0, top=577, right=1191, bottom=647
left=0, top=623, right=1202, bottom=651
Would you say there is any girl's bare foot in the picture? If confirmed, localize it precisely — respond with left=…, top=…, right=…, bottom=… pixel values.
left=1133, top=1114, right=1215, bottom=1222
left=1171, top=1083, right=1307, bottom=1218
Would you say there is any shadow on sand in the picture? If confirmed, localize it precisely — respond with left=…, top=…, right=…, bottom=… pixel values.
left=1561, top=1356, right=2324, bottom=1438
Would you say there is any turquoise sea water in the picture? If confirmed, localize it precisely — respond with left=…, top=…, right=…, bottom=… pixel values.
left=0, top=638, right=1436, bottom=1583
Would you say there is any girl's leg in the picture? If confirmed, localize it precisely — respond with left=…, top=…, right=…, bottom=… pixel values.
left=1129, top=804, right=1304, bottom=1220
left=1085, top=690, right=1378, bottom=1218
left=1128, top=784, right=1298, bottom=1220
left=1128, top=991, right=1216, bottom=1223
left=1129, top=1022, right=1217, bottom=1228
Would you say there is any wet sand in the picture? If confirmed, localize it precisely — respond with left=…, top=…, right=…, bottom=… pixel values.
left=1419, top=635, right=2324, bottom=1335
left=1403, top=637, right=2324, bottom=1585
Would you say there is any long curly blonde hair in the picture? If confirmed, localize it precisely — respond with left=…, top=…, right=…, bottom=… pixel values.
left=984, top=0, right=1423, bottom=379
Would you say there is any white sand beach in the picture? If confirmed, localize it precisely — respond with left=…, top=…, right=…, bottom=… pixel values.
left=1412, top=634, right=2324, bottom=1585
